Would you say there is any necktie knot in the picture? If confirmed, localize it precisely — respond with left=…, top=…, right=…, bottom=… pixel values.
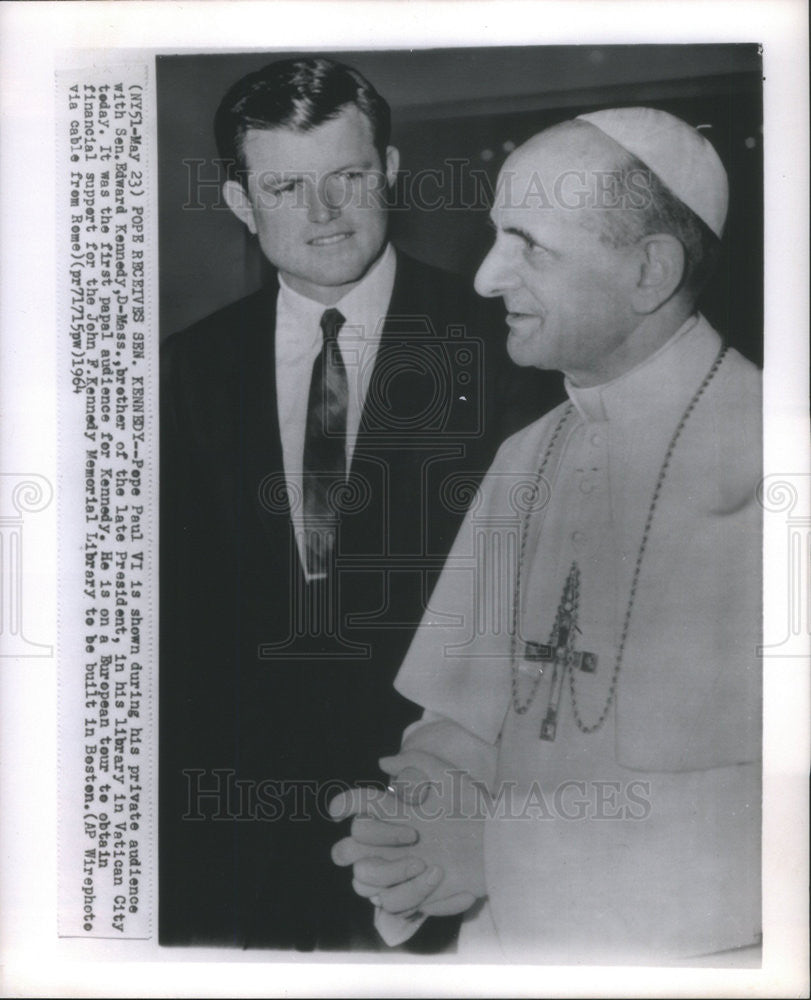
left=321, top=308, right=345, bottom=343
left=303, top=308, right=349, bottom=577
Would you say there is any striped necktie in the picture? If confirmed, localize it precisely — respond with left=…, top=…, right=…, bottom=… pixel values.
left=302, top=307, right=347, bottom=577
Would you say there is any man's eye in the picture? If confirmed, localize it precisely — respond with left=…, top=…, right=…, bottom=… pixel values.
left=259, top=178, right=297, bottom=196
left=522, top=238, right=552, bottom=260
left=339, top=171, right=364, bottom=181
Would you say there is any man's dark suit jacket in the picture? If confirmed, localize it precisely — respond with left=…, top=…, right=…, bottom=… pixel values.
left=159, top=250, right=562, bottom=951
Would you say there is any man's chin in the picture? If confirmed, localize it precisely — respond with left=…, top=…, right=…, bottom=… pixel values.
left=506, top=329, right=548, bottom=369
left=280, top=261, right=372, bottom=303
left=307, top=245, right=385, bottom=288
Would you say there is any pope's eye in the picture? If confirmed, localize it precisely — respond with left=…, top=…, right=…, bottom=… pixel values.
left=522, top=238, right=553, bottom=262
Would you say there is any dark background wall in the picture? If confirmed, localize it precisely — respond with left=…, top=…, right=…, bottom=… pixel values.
left=157, top=45, right=762, bottom=364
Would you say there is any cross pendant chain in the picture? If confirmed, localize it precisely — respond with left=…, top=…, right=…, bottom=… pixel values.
left=508, top=343, right=727, bottom=738
left=521, top=562, right=598, bottom=741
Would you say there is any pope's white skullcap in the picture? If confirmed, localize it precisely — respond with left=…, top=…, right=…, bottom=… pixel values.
left=576, top=107, right=728, bottom=238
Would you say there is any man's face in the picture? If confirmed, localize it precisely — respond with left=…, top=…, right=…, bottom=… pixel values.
left=228, top=105, right=398, bottom=304
left=474, top=132, right=641, bottom=387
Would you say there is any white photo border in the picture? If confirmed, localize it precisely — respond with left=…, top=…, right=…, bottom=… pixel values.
left=0, top=1, right=808, bottom=997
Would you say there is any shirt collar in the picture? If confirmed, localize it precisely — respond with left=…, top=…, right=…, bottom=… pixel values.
left=565, top=314, right=721, bottom=425
left=276, top=243, right=396, bottom=362
left=331, top=241, right=396, bottom=335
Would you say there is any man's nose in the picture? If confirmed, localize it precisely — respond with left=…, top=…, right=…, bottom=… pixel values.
left=474, top=244, right=520, bottom=298
left=306, top=180, right=340, bottom=224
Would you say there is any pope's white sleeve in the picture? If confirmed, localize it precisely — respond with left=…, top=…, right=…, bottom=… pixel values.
left=373, top=710, right=498, bottom=948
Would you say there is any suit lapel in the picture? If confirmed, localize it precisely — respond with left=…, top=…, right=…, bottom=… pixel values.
left=344, top=253, right=437, bottom=560
left=235, top=274, right=300, bottom=552
left=355, top=252, right=437, bottom=446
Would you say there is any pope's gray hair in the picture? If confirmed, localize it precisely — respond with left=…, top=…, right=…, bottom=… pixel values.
left=591, top=145, right=722, bottom=299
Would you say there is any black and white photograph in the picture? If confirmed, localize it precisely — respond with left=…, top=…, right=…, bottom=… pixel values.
left=158, top=46, right=764, bottom=960
left=0, top=2, right=808, bottom=997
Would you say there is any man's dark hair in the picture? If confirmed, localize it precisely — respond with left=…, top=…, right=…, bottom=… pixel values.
left=214, top=57, right=392, bottom=184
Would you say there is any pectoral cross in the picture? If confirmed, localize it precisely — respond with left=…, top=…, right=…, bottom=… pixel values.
left=522, top=562, right=597, bottom=742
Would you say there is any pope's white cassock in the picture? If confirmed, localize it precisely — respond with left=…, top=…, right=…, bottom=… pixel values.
left=378, top=315, right=761, bottom=963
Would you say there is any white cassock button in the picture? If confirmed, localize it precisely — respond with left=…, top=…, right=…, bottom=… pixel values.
left=572, top=530, right=586, bottom=549
left=591, top=432, right=602, bottom=446
left=579, top=476, right=595, bottom=494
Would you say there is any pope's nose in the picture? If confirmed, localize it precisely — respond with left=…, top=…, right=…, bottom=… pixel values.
left=474, top=243, right=520, bottom=298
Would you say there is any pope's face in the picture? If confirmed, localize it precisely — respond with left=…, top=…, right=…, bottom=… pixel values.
left=474, top=136, right=641, bottom=386
left=232, top=106, right=398, bottom=304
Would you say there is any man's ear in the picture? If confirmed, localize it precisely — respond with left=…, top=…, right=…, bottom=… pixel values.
left=632, top=234, right=686, bottom=314
left=223, top=180, right=257, bottom=235
left=384, top=145, right=400, bottom=188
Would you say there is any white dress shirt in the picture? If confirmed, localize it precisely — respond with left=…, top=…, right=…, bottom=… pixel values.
left=275, top=243, right=397, bottom=577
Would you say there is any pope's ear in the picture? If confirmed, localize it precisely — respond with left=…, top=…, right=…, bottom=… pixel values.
left=223, top=180, right=257, bottom=234
left=632, top=234, right=686, bottom=314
